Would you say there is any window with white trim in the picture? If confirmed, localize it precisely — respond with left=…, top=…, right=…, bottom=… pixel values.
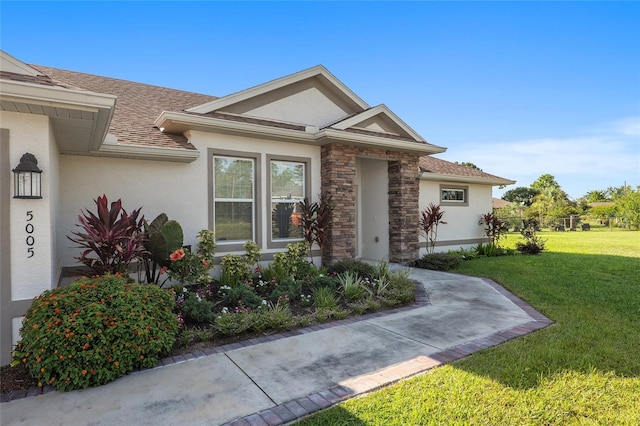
left=270, top=160, right=305, bottom=241
left=440, top=185, right=469, bottom=206
left=213, top=156, right=255, bottom=242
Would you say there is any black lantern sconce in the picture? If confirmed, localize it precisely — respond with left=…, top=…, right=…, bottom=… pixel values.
left=12, top=153, right=42, bottom=199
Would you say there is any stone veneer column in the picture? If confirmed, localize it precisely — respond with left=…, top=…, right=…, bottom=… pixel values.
left=321, top=144, right=357, bottom=264
left=388, top=156, right=420, bottom=263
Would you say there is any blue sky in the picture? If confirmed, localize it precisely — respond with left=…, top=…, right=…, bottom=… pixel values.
left=2, top=1, right=638, bottom=199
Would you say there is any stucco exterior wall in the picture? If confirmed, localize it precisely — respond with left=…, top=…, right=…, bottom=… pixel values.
left=419, top=179, right=492, bottom=253
left=57, top=131, right=321, bottom=269
left=3, top=111, right=55, bottom=298
left=1, top=111, right=58, bottom=364
left=221, top=79, right=352, bottom=126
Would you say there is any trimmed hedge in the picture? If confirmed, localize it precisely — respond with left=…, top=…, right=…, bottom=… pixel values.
left=13, top=274, right=178, bottom=391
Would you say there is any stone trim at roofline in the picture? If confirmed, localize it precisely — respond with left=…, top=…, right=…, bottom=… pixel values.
left=321, top=144, right=420, bottom=264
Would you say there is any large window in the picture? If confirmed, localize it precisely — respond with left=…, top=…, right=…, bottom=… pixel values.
left=440, top=185, right=469, bottom=206
left=213, top=156, right=255, bottom=242
left=270, top=160, right=305, bottom=241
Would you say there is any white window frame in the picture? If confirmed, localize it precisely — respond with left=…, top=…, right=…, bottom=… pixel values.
left=440, top=185, right=469, bottom=206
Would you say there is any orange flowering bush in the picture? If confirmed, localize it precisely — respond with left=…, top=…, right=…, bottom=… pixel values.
left=12, top=274, right=178, bottom=392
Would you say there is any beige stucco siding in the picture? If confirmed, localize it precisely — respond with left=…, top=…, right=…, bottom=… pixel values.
left=57, top=131, right=321, bottom=268
left=2, top=111, right=55, bottom=299
left=419, top=179, right=492, bottom=253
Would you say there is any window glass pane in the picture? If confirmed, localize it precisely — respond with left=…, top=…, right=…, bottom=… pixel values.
left=271, top=161, right=304, bottom=200
left=215, top=202, right=253, bottom=241
left=271, top=202, right=302, bottom=239
left=442, top=189, right=465, bottom=202
left=215, top=157, right=253, bottom=199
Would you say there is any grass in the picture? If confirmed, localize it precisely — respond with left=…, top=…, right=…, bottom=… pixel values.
left=296, top=228, right=640, bottom=425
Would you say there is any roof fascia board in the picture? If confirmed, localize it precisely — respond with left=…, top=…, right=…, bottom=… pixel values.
left=330, top=104, right=426, bottom=141
left=0, top=79, right=117, bottom=111
left=157, top=111, right=446, bottom=154
left=186, top=65, right=369, bottom=114
left=318, top=129, right=446, bottom=155
left=420, top=172, right=516, bottom=186
left=93, top=140, right=200, bottom=163
left=156, top=111, right=317, bottom=144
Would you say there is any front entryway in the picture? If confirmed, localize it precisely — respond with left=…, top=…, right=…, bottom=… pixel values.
left=355, top=157, right=389, bottom=260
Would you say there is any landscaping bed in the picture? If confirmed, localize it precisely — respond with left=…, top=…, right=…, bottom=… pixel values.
left=1, top=257, right=417, bottom=397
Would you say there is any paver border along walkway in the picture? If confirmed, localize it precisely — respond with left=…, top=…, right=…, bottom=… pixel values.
left=0, top=270, right=553, bottom=426
left=221, top=276, right=553, bottom=426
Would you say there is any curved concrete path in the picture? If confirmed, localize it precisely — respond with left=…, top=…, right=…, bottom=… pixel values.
left=0, top=268, right=552, bottom=426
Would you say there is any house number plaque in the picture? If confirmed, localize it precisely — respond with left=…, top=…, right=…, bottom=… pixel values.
left=26, top=210, right=34, bottom=258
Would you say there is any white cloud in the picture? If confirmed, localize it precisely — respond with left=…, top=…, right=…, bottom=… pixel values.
left=439, top=118, right=640, bottom=198
left=603, top=116, right=640, bottom=137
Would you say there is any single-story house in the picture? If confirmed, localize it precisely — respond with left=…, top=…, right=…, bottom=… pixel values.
left=0, top=51, right=514, bottom=364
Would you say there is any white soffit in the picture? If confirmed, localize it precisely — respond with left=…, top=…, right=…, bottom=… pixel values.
left=330, top=104, right=427, bottom=142
left=0, top=79, right=116, bottom=154
left=186, top=65, right=369, bottom=114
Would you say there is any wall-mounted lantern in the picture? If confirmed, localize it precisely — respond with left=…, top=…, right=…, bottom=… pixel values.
left=12, top=153, right=42, bottom=199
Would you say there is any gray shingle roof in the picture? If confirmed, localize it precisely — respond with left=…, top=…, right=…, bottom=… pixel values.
left=419, top=156, right=511, bottom=182
left=30, top=65, right=218, bottom=149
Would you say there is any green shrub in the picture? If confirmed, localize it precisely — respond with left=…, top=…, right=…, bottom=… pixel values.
left=269, top=277, right=302, bottom=303
left=13, top=274, right=178, bottom=391
left=448, top=247, right=479, bottom=260
left=313, top=286, right=338, bottom=309
left=180, top=293, right=215, bottom=324
left=337, top=271, right=368, bottom=301
left=255, top=301, right=294, bottom=331
left=220, top=254, right=251, bottom=284
left=314, top=307, right=348, bottom=322
left=382, top=270, right=415, bottom=306
left=303, top=274, right=338, bottom=294
left=327, top=259, right=377, bottom=279
left=516, top=225, right=546, bottom=255
left=213, top=312, right=256, bottom=336
left=411, top=252, right=461, bottom=271
left=348, top=298, right=380, bottom=315
left=273, top=242, right=314, bottom=279
left=219, top=283, right=263, bottom=310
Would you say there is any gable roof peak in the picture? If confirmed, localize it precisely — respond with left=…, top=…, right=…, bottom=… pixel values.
left=186, top=64, right=369, bottom=115
left=0, top=50, right=42, bottom=76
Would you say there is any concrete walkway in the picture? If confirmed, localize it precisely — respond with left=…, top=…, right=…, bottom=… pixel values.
left=0, top=268, right=552, bottom=426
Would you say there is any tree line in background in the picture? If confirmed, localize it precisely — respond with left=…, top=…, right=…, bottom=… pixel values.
left=499, top=174, right=640, bottom=230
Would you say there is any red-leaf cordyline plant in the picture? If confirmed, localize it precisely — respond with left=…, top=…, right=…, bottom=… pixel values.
left=420, top=203, right=447, bottom=254
left=68, top=195, right=147, bottom=275
left=479, top=212, right=509, bottom=247
left=298, top=192, right=335, bottom=265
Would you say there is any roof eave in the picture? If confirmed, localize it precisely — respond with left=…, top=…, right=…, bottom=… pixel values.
left=155, top=111, right=317, bottom=144
left=0, top=79, right=116, bottom=154
left=156, top=111, right=448, bottom=155
left=318, top=129, right=446, bottom=155
left=420, top=171, right=516, bottom=187
left=92, top=136, right=200, bottom=163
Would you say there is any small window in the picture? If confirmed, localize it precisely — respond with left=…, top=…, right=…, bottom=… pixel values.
left=441, top=188, right=465, bottom=202
left=270, top=160, right=305, bottom=240
left=213, top=156, right=255, bottom=242
left=440, top=185, right=469, bottom=206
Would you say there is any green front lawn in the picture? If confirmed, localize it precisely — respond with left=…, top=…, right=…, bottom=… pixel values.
left=297, top=229, right=640, bottom=425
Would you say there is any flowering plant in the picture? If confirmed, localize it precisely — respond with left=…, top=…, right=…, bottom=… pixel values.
left=167, top=248, right=211, bottom=286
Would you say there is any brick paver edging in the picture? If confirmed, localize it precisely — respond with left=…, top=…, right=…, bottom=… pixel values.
left=1, top=280, right=430, bottom=403
left=221, top=277, right=553, bottom=426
